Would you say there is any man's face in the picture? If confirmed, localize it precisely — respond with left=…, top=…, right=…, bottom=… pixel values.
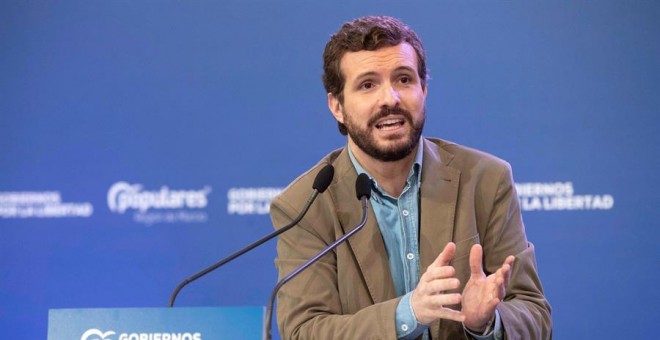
left=328, top=43, right=427, bottom=162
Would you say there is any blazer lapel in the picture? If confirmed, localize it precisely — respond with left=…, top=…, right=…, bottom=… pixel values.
left=418, top=140, right=461, bottom=337
left=419, top=139, right=460, bottom=269
left=331, top=149, right=396, bottom=304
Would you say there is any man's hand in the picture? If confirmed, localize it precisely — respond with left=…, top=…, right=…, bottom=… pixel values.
left=462, top=244, right=515, bottom=332
left=411, top=242, right=465, bottom=325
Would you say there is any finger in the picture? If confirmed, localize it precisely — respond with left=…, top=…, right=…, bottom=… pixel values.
left=491, top=256, right=514, bottom=288
left=423, top=265, right=456, bottom=282
left=437, top=308, right=465, bottom=323
left=499, top=263, right=511, bottom=281
left=485, top=273, right=502, bottom=297
left=429, top=293, right=463, bottom=307
left=495, top=266, right=507, bottom=280
left=469, top=244, right=484, bottom=276
left=412, top=291, right=464, bottom=324
left=420, top=265, right=441, bottom=284
left=433, top=242, right=456, bottom=267
left=491, top=270, right=507, bottom=299
left=503, top=256, right=515, bottom=288
left=423, top=278, right=461, bottom=294
left=493, top=267, right=507, bottom=288
left=504, top=255, right=515, bottom=267
left=494, top=276, right=504, bottom=288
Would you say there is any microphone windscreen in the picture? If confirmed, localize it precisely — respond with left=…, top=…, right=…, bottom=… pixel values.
left=355, top=173, right=371, bottom=200
left=312, top=164, right=335, bottom=193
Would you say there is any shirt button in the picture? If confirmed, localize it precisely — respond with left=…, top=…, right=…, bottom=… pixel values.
left=407, top=253, right=415, bottom=260
left=402, top=209, right=409, bottom=216
left=401, top=324, right=409, bottom=332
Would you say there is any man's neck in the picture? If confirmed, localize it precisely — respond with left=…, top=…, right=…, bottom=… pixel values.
left=348, top=140, right=419, bottom=198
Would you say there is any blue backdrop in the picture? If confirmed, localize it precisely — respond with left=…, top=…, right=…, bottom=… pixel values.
left=1, top=1, right=658, bottom=339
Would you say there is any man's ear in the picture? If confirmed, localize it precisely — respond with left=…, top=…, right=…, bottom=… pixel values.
left=327, top=93, right=344, bottom=124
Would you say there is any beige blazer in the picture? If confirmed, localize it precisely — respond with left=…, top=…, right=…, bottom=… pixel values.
left=270, top=138, right=551, bottom=339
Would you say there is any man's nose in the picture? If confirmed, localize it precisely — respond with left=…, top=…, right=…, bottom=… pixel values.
left=379, top=84, right=400, bottom=108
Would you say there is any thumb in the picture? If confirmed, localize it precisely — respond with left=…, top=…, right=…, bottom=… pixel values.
left=469, top=244, right=484, bottom=275
left=433, top=242, right=456, bottom=267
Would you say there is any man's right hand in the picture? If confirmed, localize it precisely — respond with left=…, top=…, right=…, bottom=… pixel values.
left=411, top=242, right=465, bottom=325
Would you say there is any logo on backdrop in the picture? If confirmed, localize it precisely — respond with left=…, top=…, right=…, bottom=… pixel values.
left=0, top=191, right=93, bottom=219
left=81, top=328, right=201, bottom=340
left=516, top=181, right=614, bottom=211
left=227, top=187, right=283, bottom=215
left=81, top=329, right=115, bottom=340
left=107, top=181, right=211, bottom=225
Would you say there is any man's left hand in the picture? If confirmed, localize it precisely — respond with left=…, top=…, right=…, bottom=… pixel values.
left=461, top=244, right=515, bottom=333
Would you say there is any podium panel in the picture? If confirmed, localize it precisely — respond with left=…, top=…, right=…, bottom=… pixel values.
left=48, top=306, right=264, bottom=340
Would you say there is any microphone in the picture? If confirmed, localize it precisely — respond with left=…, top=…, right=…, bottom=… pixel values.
left=264, top=173, right=371, bottom=340
left=168, top=164, right=335, bottom=307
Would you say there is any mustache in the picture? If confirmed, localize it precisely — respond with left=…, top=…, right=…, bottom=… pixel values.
left=367, top=106, right=413, bottom=127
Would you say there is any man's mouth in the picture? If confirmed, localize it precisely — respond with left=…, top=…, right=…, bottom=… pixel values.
left=375, top=118, right=405, bottom=130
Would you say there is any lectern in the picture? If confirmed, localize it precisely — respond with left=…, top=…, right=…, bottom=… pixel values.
left=48, top=306, right=264, bottom=340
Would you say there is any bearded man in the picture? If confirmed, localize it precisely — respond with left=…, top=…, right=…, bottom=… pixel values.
left=270, top=16, right=551, bottom=340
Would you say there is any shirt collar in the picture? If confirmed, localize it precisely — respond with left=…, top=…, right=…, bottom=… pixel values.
left=347, top=137, right=424, bottom=198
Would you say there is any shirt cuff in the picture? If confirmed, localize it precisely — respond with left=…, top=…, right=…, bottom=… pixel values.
left=464, top=309, right=502, bottom=340
left=395, top=291, right=428, bottom=339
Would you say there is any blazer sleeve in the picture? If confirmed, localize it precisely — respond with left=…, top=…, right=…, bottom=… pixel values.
left=479, top=162, right=552, bottom=339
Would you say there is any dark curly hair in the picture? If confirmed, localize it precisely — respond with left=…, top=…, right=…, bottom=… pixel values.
left=322, top=16, right=428, bottom=135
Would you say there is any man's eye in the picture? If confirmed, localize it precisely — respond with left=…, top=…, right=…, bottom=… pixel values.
left=359, top=82, right=374, bottom=90
left=400, top=76, right=411, bottom=84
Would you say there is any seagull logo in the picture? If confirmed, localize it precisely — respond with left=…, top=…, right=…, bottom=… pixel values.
left=81, top=329, right=116, bottom=340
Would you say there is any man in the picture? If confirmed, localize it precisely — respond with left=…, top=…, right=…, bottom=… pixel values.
left=270, top=16, right=551, bottom=339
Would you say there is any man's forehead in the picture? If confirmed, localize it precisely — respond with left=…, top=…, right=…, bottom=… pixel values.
left=340, top=43, right=418, bottom=79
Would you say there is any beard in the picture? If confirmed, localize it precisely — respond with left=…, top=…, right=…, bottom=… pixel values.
left=343, top=106, right=425, bottom=162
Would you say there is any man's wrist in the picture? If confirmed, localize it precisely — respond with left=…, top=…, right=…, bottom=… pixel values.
left=465, top=313, right=495, bottom=335
left=464, top=310, right=502, bottom=340
left=481, top=313, right=496, bottom=335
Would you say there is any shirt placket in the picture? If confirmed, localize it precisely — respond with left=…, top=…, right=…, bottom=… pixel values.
left=399, top=179, right=419, bottom=293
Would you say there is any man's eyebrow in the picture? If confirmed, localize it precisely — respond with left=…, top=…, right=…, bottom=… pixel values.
left=393, top=65, right=417, bottom=74
left=353, top=71, right=379, bottom=82
left=352, top=66, right=416, bottom=82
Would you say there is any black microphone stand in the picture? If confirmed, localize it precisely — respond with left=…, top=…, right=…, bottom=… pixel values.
left=168, top=164, right=334, bottom=307
left=168, top=189, right=319, bottom=307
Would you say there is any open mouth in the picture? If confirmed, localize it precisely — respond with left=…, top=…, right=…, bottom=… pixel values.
left=375, top=118, right=405, bottom=131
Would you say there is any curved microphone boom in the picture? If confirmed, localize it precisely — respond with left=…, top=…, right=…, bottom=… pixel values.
left=264, top=173, right=371, bottom=340
left=168, top=164, right=334, bottom=307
